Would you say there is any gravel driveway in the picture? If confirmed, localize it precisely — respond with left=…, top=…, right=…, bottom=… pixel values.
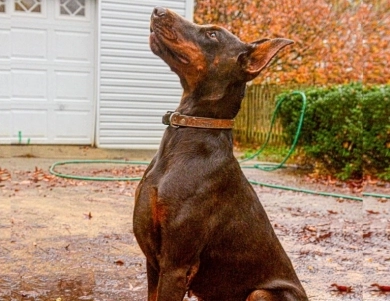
left=0, top=146, right=388, bottom=301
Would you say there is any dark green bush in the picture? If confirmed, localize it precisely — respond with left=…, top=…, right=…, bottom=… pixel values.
left=278, top=83, right=390, bottom=180
left=361, top=85, right=390, bottom=180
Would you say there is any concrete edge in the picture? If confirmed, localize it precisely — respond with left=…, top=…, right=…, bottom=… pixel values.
left=0, top=145, right=157, bottom=161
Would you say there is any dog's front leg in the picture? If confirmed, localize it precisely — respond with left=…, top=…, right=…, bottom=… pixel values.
left=155, top=264, right=189, bottom=300
left=147, top=261, right=159, bottom=301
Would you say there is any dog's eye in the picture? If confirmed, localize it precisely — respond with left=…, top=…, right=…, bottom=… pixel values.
left=207, top=31, right=218, bottom=40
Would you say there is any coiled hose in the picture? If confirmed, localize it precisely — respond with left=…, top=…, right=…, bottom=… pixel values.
left=49, top=91, right=386, bottom=201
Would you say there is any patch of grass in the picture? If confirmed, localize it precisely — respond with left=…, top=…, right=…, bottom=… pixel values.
left=240, top=145, right=300, bottom=164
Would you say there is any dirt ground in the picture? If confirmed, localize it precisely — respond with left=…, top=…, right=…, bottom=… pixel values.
left=0, top=146, right=389, bottom=301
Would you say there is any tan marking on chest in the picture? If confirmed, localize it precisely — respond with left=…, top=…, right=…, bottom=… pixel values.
left=150, top=188, right=167, bottom=228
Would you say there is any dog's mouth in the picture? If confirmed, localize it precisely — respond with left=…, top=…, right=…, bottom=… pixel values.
left=150, top=25, right=190, bottom=65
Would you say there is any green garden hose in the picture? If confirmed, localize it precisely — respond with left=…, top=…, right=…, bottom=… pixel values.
left=248, top=179, right=363, bottom=201
left=49, top=160, right=148, bottom=181
left=48, top=159, right=366, bottom=201
left=50, top=91, right=306, bottom=181
left=49, top=91, right=386, bottom=201
left=362, top=192, right=390, bottom=199
left=239, top=91, right=306, bottom=171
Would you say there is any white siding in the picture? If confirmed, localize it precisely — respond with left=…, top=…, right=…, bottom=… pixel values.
left=97, top=0, right=192, bottom=149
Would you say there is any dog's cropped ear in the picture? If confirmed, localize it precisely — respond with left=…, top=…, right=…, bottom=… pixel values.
left=239, top=38, right=293, bottom=81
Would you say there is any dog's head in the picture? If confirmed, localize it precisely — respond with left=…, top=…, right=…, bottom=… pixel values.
left=150, top=7, right=293, bottom=117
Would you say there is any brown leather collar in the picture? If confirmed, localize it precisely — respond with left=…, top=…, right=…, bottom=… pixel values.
left=162, top=111, right=234, bottom=129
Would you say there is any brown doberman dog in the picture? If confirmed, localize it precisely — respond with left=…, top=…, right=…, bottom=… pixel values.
left=133, top=7, right=309, bottom=301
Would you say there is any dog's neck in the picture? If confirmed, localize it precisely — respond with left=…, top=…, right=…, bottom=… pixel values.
left=176, top=82, right=247, bottom=120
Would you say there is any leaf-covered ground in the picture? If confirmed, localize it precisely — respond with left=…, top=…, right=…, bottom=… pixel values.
left=0, top=156, right=388, bottom=301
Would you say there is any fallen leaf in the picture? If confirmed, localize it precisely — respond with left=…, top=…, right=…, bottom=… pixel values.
left=0, top=168, right=11, bottom=181
left=330, top=283, right=353, bottom=293
left=371, top=283, right=390, bottom=292
left=363, top=232, right=372, bottom=239
left=84, top=212, right=92, bottom=219
left=114, top=260, right=124, bottom=266
left=317, top=232, right=332, bottom=241
left=304, top=225, right=317, bottom=232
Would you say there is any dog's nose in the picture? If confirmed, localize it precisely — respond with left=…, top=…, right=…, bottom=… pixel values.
left=153, top=7, right=167, bottom=18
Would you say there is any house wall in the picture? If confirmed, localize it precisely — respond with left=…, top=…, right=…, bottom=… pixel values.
left=97, top=0, right=193, bottom=149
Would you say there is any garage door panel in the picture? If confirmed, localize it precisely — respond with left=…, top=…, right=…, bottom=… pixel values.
left=12, top=69, right=47, bottom=100
left=54, top=30, right=93, bottom=63
left=0, top=111, right=11, bottom=139
left=0, top=70, right=10, bottom=99
left=53, top=110, right=92, bottom=140
left=11, top=28, right=47, bottom=60
left=12, top=110, right=48, bottom=138
left=54, top=70, right=93, bottom=102
left=0, top=29, right=10, bottom=58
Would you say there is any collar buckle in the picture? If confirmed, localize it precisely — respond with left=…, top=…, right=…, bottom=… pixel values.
left=162, top=111, right=179, bottom=127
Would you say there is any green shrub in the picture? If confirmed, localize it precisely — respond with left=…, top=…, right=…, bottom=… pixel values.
left=361, top=85, right=390, bottom=180
left=278, top=83, right=390, bottom=180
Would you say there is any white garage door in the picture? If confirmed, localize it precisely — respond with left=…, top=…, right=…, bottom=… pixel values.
left=0, top=0, right=95, bottom=144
